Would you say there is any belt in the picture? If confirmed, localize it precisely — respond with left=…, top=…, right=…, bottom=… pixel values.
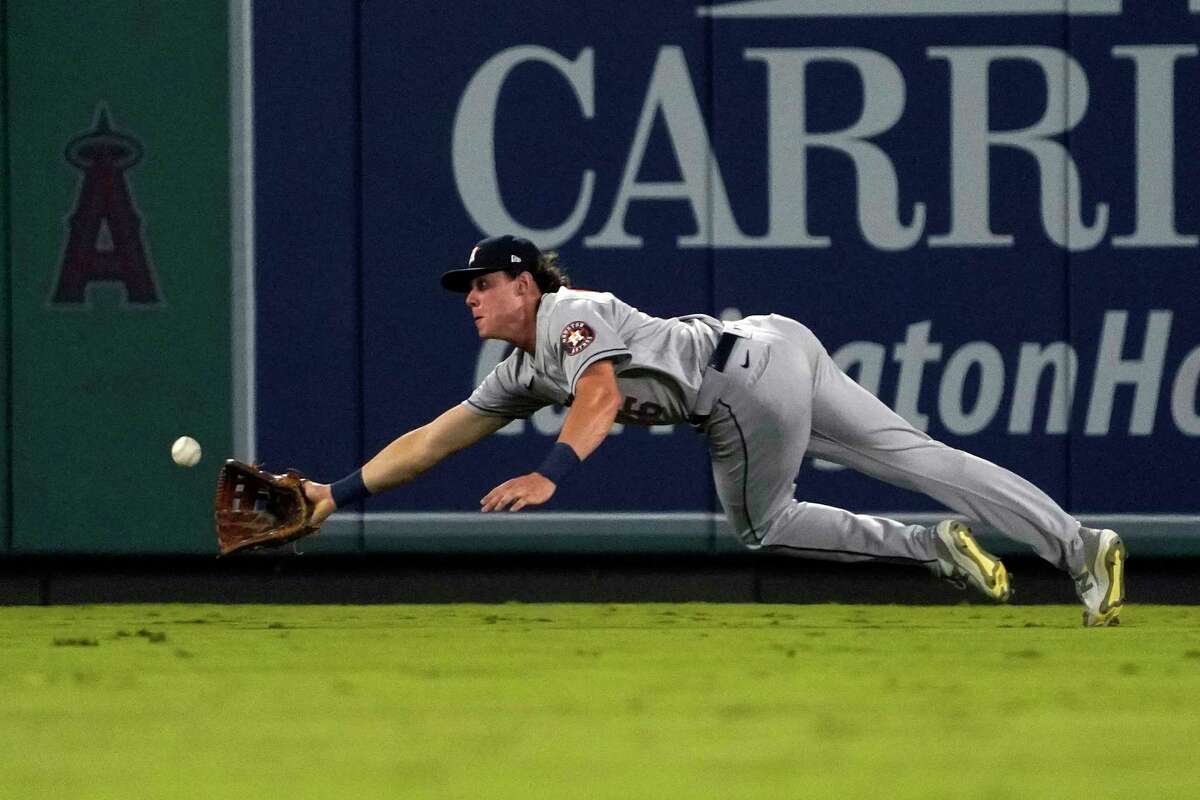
left=707, top=330, right=740, bottom=373
left=687, top=330, right=745, bottom=429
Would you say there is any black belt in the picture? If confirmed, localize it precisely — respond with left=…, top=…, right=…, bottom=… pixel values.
left=688, top=331, right=742, bottom=430
left=707, top=331, right=740, bottom=373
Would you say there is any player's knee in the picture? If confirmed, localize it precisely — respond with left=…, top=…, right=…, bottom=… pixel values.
left=727, top=501, right=793, bottom=548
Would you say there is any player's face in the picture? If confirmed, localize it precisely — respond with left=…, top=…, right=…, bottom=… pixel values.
left=465, top=271, right=527, bottom=342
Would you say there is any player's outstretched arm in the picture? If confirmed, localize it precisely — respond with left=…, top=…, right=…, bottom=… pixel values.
left=363, top=404, right=510, bottom=492
left=303, top=405, right=509, bottom=526
left=480, top=359, right=621, bottom=512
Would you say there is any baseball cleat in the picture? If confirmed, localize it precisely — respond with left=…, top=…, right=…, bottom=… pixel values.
left=931, top=520, right=1012, bottom=602
left=1074, top=527, right=1126, bottom=627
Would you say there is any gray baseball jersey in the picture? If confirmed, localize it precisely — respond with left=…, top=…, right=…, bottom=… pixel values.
left=465, top=288, right=723, bottom=426
left=465, top=291, right=1085, bottom=574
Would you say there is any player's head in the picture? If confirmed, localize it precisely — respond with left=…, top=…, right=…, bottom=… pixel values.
left=443, top=235, right=571, bottom=347
left=441, top=234, right=570, bottom=294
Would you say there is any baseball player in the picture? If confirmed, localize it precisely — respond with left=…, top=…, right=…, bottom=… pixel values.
left=304, top=234, right=1127, bottom=627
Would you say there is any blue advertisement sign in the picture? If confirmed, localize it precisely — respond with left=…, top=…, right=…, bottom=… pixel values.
left=252, top=1, right=1200, bottom=551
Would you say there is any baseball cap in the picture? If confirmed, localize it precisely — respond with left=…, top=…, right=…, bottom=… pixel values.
left=440, top=234, right=543, bottom=292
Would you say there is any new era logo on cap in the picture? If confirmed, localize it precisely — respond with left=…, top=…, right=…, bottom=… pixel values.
left=441, top=234, right=544, bottom=293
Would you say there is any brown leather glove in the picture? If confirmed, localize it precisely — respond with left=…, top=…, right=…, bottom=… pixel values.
left=214, top=459, right=317, bottom=556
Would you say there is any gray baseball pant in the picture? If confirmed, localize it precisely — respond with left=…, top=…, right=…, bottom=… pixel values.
left=700, top=314, right=1085, bottom=575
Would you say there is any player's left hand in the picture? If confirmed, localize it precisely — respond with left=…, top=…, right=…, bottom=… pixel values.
left=301, top=480, right=337, bottom=528
left=481, top=473, right=557, bottom=512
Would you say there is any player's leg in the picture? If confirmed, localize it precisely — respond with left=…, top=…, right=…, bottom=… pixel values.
left=704, top=322, right=939, bottom=567
left=705, top=318, right=1012, bottom=601
left=804, top=339, right=1088, bottom=576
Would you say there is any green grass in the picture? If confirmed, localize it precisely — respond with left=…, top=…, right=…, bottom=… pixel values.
left=2, top=603, right=1199, bottom=799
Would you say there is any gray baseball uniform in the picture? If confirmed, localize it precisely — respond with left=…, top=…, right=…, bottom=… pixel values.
left=465, top=288, right=1086, bottom=574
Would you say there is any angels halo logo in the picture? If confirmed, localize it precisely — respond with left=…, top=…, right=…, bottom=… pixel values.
left=559, top=320, right=595, bottom=355
left=52, top=104, right=159, bottom=306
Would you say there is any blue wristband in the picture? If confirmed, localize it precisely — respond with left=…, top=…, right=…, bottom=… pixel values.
left=330, top=469, right=371, bottom=508
left=535, top=442, right=581, bottom=486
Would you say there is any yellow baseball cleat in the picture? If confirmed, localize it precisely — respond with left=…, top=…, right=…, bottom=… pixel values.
left=931, top=520, right=1012, bottom=603
left=1075, top=528, right=1126, bottom=627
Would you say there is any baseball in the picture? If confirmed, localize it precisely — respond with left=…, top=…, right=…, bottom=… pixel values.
left=171, top=435, right=202, bottom=468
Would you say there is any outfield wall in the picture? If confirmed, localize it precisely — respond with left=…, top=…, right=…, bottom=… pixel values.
left=0, top=2, right=1198, bottom=555
left=1, top=0, right=10, bottom=556
left=252, top=1, right=1200, bottom=555
left=0, top=2, right=232, bottom=554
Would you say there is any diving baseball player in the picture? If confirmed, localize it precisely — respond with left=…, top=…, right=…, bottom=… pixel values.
left=303, top=235, right=1127, bottom=627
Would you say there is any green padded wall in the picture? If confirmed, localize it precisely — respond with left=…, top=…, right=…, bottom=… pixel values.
left=7, top=1, right=231, bottom=553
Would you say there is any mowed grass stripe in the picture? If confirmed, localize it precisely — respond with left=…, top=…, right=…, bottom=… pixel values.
left=2, top=603, right=1199, bottom=799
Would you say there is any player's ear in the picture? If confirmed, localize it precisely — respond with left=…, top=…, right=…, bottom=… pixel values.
left=517, top=271, right=536, bottom=294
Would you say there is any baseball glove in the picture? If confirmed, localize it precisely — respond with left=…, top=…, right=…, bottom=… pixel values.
left=213, top=459, right=318, bottom=556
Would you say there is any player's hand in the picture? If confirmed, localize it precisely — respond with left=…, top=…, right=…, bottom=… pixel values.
left=302, top=481, right=337, bottom=528
left=480, top=473, right=557, bottom=512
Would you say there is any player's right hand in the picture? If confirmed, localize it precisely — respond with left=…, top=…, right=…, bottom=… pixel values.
left=480, top=472, right=557, bottom=512
left=302, top=481, right=337, bottom=528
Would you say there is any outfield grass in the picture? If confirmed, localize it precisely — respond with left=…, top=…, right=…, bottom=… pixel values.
left=2, top=603, right=1198, bottom=799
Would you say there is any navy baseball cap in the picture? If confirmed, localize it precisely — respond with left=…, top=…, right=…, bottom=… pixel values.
left=441, top=234, right=543, bottom=292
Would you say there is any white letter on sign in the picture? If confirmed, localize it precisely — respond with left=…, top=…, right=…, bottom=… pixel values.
left=1111, top=45, right=1199, bottom=249
left=452, top=46, right=595, bottom=249
left=1171, top=345, right=1200, bottom=436
left=746, top=48, right=925, bottom=251
left=1086, top=310, right=1172, bottom=435
left=586, top=46, right=744, bottom=248
left=929, top=47, right=1108, bottom=251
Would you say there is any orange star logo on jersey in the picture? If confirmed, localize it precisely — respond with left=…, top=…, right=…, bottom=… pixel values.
left=559, top=321, right=595, bottom=356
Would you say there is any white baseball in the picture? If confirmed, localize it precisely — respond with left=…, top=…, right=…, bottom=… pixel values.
left=171, top=435, right=202, bottom=468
